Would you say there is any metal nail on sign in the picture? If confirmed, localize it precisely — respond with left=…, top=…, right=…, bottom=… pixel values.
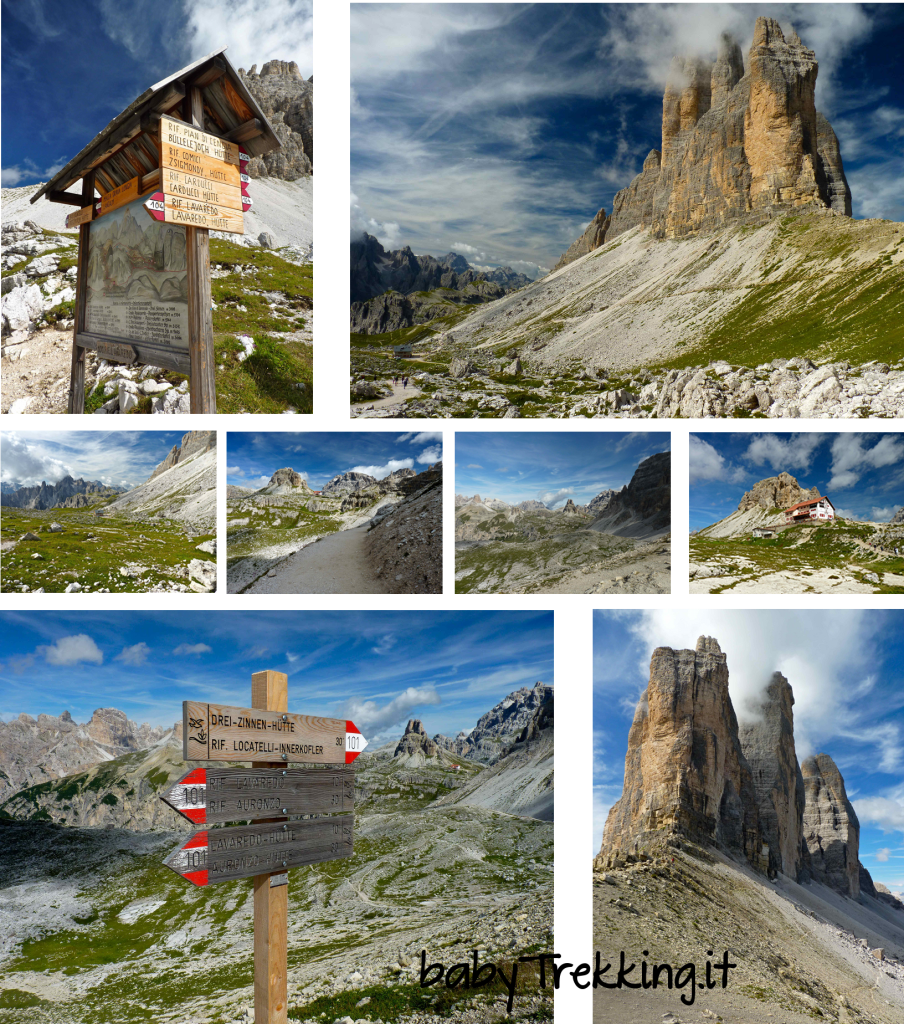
left=182, top=701, right=368, bottom=764
left=163, top=816, right=354, bottom=887
left=161, top=766, right=355, bottom=825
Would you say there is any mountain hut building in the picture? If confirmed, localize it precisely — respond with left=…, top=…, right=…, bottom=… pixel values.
left=784, top=496, right=836, bottom=525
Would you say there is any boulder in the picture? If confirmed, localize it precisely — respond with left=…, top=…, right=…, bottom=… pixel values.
left=187, top=559, right=216, bottom=593
left=449, top=356, right=476, bottom=378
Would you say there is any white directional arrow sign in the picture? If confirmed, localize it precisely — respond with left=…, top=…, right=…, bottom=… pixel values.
left=161, top=766, right=354, bottom=825
left=182, top=702, right=368, bottom=764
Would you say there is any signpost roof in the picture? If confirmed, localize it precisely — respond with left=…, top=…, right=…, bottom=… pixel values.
left=31, top=47, right=281, bottom=203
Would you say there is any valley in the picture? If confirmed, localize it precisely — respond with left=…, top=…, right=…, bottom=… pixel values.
left=1, top=508, right=215, bottom=595
left=690, top=524, right=904, bottom=594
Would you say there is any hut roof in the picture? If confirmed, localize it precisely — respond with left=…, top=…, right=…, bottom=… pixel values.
left=31, top=48, right=280, bottom=202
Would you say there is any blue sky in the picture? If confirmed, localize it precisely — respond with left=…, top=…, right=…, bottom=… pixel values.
left=593, top=610, right=904, bottom=896
left=690, top=432, right=904, bottom=530
left=1, top=430, right=197, bottom=490
left=351, top=3, right=904, bottom=276
left=227, top=431, right=442, bottom=490
left=0, top=610, right=553, bottom=747
left=1, top=0, right=312, bottom=188
left=456, top=431, right=669, bottom=508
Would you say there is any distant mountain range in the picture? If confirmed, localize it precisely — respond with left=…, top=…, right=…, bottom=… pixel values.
left=350, top=233, right=534, bottom=334
left=454, top=487, right=619, bottom=515
left=1, top=476, right=124, bottom=510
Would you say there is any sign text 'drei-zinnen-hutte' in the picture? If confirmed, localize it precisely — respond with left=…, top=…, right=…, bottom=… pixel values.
left=182, top=701, right=368, bottom=764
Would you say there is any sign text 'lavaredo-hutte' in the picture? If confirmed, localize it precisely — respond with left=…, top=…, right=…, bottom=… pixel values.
left=162, top=766, right=355, bottom=825
left=183, top=701, right=368, bottom=763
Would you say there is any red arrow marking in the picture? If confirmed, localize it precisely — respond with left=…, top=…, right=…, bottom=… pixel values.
left=345, top=721, right=368, bottom=763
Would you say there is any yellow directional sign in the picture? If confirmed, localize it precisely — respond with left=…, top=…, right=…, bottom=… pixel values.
left=163, top=195, right=243, bottom=233
left=99, top=177, right=140, bottom=217
left=161, top=167, right=242, bottom=210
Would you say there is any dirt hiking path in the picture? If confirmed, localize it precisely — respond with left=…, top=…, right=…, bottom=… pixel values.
left=352, top=382, right=422, bottom=414
left=246, top=524, right=389, bottom=594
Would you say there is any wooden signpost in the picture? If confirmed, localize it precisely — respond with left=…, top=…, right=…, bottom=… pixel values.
left=30, top=49, right=281, bottom=415
left=161, top=671, right=367, bottom=1024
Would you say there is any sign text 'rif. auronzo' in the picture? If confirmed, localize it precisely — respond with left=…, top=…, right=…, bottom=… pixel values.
left=182, top=701, right=368, bottom=764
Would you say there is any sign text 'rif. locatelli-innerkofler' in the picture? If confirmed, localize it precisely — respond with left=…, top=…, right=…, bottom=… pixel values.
left=163, top=815, right=354, bottom=887
left=182, top=701, right=368, bottom=764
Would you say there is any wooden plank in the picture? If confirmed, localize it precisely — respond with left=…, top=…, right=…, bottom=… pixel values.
left=254, top=669, right=289, bottom=1024
left=161, top=166, right=242, bottom=209
left=164, top=194, right=243, bottom=233
left=140, top=167, right=161, bottom=193
left=162, top=815, right=354, bottom=886
left=95, top=340, right=136, bottom=363
left=181, top=701, right=367, bottom=764
left=98, top=176, right=140, bottom=216
left=49, top=189, right=91, bottom=207
left=189, top=57, right=228, bottom=89
left=76, top=332, right=190, bottom=375
left=160, top=766, right=355, bottom=825
left=160, top=114, right=240, bottom=165
left=67, top=172, right=95, bottom=414
left=160, top=139, right=241, bottom=186
left=65, top=205, right=94, bottom=229
left=225, top=117, right=264, bottom=143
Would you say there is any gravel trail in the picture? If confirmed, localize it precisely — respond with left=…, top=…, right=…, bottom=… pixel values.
left=246, top=524, right=389, bottom=594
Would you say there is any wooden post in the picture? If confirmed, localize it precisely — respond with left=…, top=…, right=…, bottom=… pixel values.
left=67, top=171, right=95, bottom=414
left=184, top=84, right=217, bottom=413
left=252, top=670, right=289, bottom=1024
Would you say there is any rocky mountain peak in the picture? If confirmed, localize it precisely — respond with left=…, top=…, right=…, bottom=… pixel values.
left=737, top=472, right=820, bottom=512
left=148, top=430, right=215, bottom=481
left=393, top=718, right=438, bottom=762
left=801, top=752, right=860, bottom=897
left=556, top=13, right=851, bottom=266
left=738, top=671, right=806, bottom=879
left=268, top=468, right=306, bottom=489
left=561, top=498, right=578, bottom=514
left=238, top=58, right=313, bottom=178
left=588, top=451, right=670, bottom=539
left=601, top=640, right=760, bottom=865
left=599, top=639, right=865, bottom=900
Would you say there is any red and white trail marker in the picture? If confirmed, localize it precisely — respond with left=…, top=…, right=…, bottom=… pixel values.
left=163, top=816, right=354, bottom=887
left=143, top=191, right=166, bottom=221
left=160, top=765, right=355, bottom=825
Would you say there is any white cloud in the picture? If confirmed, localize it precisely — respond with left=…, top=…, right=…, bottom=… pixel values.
left=467, top=464, right=483, bottom=469
left=115, top=643, right=149, bottom=666
left=855, top=794, right=904, bottom=835
left=876, top=848, right=892, bottom=862
left=405, top=432, right=442, bottom=445
left=416, top=445, right=442, bottom=465
left=348, top=458, right=414, bottom=481
left=1, top=433, right=73, bottom=487
left=538, top=487, right=574, bottom=508
left=37, top=634, right=103, bottom=666
left=338, top=685, right=442, bottom=740
left=173, top=643, right=212, bottom=656
left=625, top=610, right=891, bottom=764
left=689, top=435, right=745, bottom=484
left=351, top=192, right=400, bottom=246
left=227, top=466, right=241, bottom=474
left=744, top=433, right=823, bottom=473
left=828, top=434, right=904, bottom=490
left=871, top=506, right=899, bottom=523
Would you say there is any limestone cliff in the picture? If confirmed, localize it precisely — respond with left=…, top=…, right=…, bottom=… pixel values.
left=394, top=720, right=439, bottom=763
left=557, top=16, right=851, bottom=265
left=737, top=471, right=820, bottom=512
left=588, top=451, right=670, bottom=539
left=600, top=637, right=760, bottom=865
left=801, top=753, right=860, bottom=897
left=238, top=60, right=312, bottom=177
left=552, top=207, right=610, bottom=271
left=738, top=673, right=806, bottom=878
left=148, top=431, right=216, bottom=481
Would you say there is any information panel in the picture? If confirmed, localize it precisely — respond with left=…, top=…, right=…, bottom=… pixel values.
left=84, top=192, right=189, bottom=350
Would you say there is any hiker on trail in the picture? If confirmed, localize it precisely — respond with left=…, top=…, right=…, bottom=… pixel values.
left=403, top=377, right=408, bottom=389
